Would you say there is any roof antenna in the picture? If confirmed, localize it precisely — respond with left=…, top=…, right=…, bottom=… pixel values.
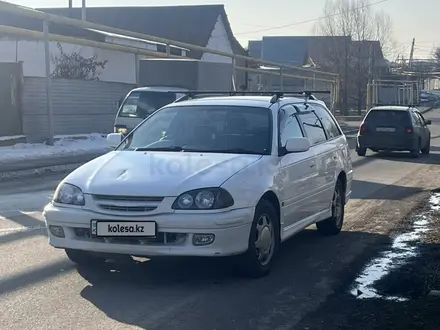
left=303, top=92, right=310, bottom=109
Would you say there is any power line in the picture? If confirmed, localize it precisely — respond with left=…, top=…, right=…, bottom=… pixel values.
left=234, top=0, right=389, bottom=36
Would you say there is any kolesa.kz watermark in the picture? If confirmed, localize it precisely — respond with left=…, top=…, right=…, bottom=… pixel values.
left=107, top=224, right=145, bottom=233
left=92, top=221, right=156, bottom=237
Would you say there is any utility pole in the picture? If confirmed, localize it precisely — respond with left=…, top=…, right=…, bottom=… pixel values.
left=68, top=0, right=72, bottom=18
left=81, top=0, right=86, bottom=21
left=409, top=38, right=415, bottom=69
left=366, top=42, right=374, bottom=111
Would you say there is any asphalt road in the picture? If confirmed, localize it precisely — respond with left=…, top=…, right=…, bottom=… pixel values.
left=1, top=112, right=440, bottom=330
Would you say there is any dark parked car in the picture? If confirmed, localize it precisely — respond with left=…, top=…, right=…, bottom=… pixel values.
left=356, top=106, right=431, bottom=158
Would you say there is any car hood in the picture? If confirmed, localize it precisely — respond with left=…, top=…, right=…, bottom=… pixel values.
left=64, top=151, right=262, bottom=196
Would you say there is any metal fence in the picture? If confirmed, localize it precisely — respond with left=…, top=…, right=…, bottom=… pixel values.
left=366, top=79, right=421, bottom=110
left=0, top=0, right=340, bottom=144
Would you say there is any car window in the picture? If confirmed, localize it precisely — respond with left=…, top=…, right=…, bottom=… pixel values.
left=409, top=111, right=420, bottom=125
left=297, top=111, right=327, bottom=145
left=120, top=105, right=272, bottom=155
left=415, top=112, right=426, bottom=125
left=118, top=91, right=179, bottom=119
left=279, top=105, right=304, bottom=146
left=311, top=104, right=341, bottom=139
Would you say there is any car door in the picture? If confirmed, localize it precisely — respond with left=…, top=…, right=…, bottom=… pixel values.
left=278, top=104, right=319, bottom=228
left=415, top=111, right=430, bottom=147
left=295, top=106, right=330, bottom=216
left=410, top=110, right=424, bottom=142
left=309, top=103, right=344, bottom=208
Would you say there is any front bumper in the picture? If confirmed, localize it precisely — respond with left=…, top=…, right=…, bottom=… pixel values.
left=43, top=203, right=254, bottom=257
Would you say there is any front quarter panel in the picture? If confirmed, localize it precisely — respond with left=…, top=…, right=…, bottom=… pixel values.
left=221, top=156, right=280, bottom=209
left=340, top=135, right=353, bottom=201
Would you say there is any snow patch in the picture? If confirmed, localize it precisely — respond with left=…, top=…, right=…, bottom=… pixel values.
left=350, top=192, right=440, bottom=301
left=0, top=135, right=26, bottom=141
left=0, top=133, right=110, bottom=162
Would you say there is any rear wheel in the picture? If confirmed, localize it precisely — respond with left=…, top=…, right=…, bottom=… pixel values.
left=356, top=147, right=366, bottom=156
left=316, top=180, right=345, bottom=236
left=410, top=139, right=421, bottom=158
left=65, top=249, right=105, bottom=267
left=421, top=139, right=430, bottom=155
left=238, top=199, right=280, bottom=278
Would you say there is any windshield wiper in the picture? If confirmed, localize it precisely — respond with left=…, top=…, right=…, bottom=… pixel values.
left=134, top=146, right=185, bottom=152
left=134, top=146, right=205, bottom=152
left=198, top=148, right=262, bottom=155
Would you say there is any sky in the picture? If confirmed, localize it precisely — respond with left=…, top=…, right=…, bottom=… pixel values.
left=6, top=0, right=440, bottom=59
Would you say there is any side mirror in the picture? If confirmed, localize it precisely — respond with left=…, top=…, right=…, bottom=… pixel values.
left=107, top=133, right=123, bottom=148
left=425, top=120, right=432, bottom=125
left=284, top=137, right=311, bottom=153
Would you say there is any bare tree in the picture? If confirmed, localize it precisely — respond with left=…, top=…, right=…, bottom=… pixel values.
left=51, top=42, right=108, bottom=81
left=315, top=0, right=395, bottom=114
left=434, top=47, right=440, bottom=63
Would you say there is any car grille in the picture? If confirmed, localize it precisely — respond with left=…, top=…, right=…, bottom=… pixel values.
left=92, top=194, right=164, bottom=213
left=73, top=227, right=186, bottom=245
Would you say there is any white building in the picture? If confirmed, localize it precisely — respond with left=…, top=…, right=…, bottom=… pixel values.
left=0, top=4, right=248, bottom=86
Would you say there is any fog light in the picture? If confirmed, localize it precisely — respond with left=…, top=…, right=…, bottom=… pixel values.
left=49, top=225, right=65, bottom=238
left=193, top=234, right=215, bottom=246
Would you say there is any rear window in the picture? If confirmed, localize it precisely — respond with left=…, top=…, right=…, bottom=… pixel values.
left=365, top=110, right=410, bottom=126
left=118, top=91, right=184, bottom=119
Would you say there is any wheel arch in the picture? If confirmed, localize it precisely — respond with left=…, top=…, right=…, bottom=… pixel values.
left=337, top=170, right=347, bottom=204
left=258, top=190, right=281, bottom=227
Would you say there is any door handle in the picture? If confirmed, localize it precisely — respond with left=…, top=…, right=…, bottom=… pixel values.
left=309, top=161, right=315, bottom=167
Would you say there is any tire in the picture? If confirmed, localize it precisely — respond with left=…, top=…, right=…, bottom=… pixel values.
left=238, top=199, right=280, bottom=278
left=65, top=249, right=105, bottom=267
left=356, top=148, right=366, bottom=156
left=316, top=180, right=345, bottom=236
left=410, top=139, right=421, bottom=158
left=421, top=139, right=430, bottom=155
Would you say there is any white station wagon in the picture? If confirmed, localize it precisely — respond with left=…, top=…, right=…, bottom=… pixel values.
left=43, top=92, right=353, bottom=278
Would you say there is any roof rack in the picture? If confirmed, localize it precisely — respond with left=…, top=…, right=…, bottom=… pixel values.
left=173, top=90, right=331, bottom=104
left=373, top=102, right=420, bottom=107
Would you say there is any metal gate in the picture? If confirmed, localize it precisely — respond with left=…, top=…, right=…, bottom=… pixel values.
left=366, top=79, right=420, bottom=110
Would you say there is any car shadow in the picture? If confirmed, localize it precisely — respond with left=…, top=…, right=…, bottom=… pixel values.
left=353, top=149, right=440, bottom=167
left=350, top=180, right=423, bottom=200
left=76, top=229, right=391, bottom=330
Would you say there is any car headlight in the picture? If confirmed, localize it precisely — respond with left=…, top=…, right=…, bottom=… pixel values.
left=172, top=188, right=234, bottom=210
left=53, top=183, right=85, bottom=206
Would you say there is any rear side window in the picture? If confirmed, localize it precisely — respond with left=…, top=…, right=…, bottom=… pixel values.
left=365, top=110, right=410, bottom=126
left=312, top=104, right=342, bottom=139
left=410, top=111, right=422, bottom=125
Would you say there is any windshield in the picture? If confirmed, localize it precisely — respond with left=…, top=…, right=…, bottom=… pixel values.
left=118, top=105, right=272, bottom=155
left=118, top=91, right=183, bottom=119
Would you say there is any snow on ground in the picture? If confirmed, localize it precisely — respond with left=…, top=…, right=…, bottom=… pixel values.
left=0, top=135, right=26, bottom=141
left=0, top=133, right=111, bottom=162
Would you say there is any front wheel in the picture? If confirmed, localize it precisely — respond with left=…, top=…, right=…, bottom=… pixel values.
left=237, top=200, right=280, bottom=278
left=316, top=180, right=345, bottom=236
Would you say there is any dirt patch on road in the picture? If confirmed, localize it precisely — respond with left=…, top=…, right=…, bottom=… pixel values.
left=295, top=192, right=440, bottom=330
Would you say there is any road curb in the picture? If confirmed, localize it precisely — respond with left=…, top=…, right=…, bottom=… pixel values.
left=0, top=151, right=107, bottom=182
